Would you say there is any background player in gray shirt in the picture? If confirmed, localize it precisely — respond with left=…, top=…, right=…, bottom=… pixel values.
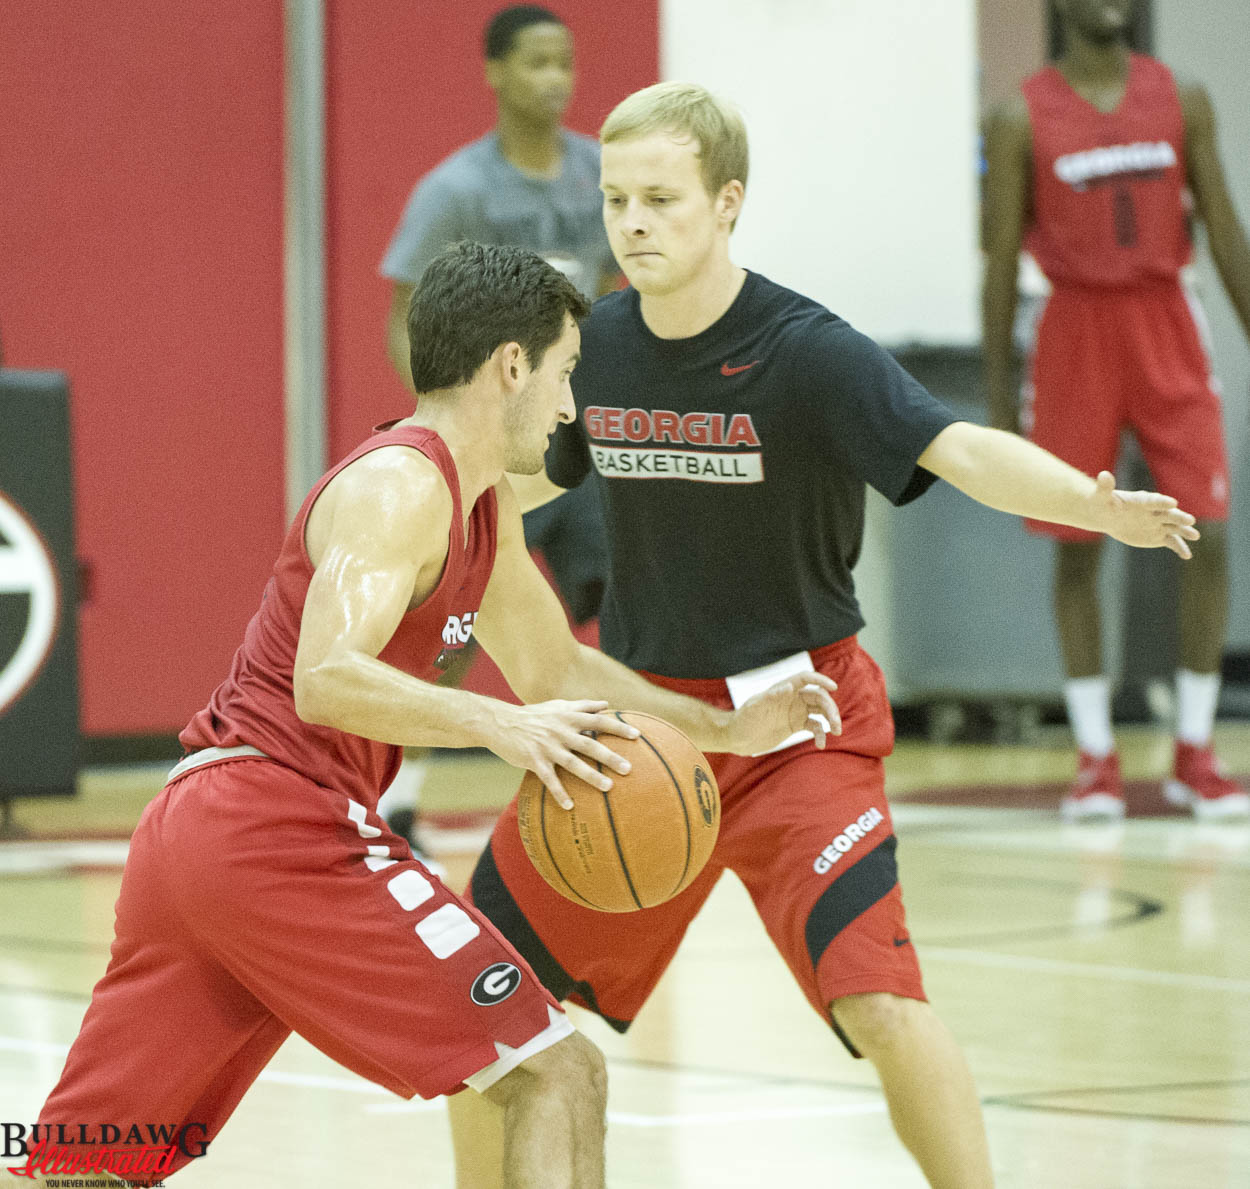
left=382, top=4, right=619, bottom=366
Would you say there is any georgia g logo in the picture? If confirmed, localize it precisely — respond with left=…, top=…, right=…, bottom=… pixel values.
left=0, top=491, right=60, bottom=715
left=471, top=962, right=522, bottom=1006
left=694, top=766, right=716, bottom=826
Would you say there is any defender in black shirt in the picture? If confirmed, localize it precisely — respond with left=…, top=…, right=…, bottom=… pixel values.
left=549, top=269, right=956, bottom=677
left=462, top=82, right=1198, bottom=1189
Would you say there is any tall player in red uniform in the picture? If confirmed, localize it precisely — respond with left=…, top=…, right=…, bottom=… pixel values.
left=984, top=0, right=1250, bottom=820
left=26, top=243, right=837, bottom=1189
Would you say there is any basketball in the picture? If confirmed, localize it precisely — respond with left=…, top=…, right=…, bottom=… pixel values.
left=516, top=711, right=721, bottom=912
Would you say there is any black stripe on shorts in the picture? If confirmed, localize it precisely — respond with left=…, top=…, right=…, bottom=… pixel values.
left=804, top=834, right=900, bottom=972
left=470, top=840, right=633, bottom=1033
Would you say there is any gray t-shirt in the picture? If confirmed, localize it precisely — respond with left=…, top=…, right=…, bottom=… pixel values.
left=381, top=130, right=615, bottom=300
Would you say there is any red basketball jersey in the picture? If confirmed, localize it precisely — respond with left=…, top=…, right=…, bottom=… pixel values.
left=180, top=423, right=498, bottom=806
left=1023, top=54, right=1191, bottom=288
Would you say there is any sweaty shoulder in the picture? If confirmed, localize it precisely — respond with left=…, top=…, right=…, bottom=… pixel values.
left=306, top=445, right=453, bottom=570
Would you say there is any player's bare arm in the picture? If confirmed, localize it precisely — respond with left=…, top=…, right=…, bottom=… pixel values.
left=386, top=281, right=416, bottom=390
left=1179, top=81, right=1250, bottom=340
left=475, top=480, right=840, bottom=758
left=292, top=446, right=631, bottom=806
left=981, top=94, right=1033, bottom=434
left=919, top=421, right=1201, bottom=557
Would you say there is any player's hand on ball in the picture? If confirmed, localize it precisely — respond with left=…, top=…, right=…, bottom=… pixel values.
left=730, top=672, right=841, bottom=753
left=1093, top=470, right=1200, bottom=558
left=489, top=700, right=640, bottom=809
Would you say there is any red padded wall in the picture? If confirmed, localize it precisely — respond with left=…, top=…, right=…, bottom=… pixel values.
left=0, top=1, right=287, bottom=734
left=0, top=1, right=659, bottom=737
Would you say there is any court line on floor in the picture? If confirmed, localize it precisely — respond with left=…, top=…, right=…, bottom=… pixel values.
left=899, top=819, right=1250, bottom=866
left=611, top=1054, right=1250, bottom=1126
left=0, top=871, right=1172, bottom=964
left=920, top=873, right=1163, bottom=948
left=0, top=935, right=114, bottom=955
left=986, top=1073, right=1250, bottom=1126
left=987, top=1074, right=1250, bottom=1111
left=0, top=1035, right=886, bottom=1128
left=0, top=983, right=90, bottom=1003
left=1021, top=1075, right=1250, bottom=1097
left=0, top=840, right=130, bottom=874
left=986, top=1099, right=1250, bottom=1128
left=6, top=943, right=1245, bottom=1007
left=0, top=999, right=889, bottom=1101
left=0, top=1036, right=436, bottom=1109
left=362, top=1099, right=889, bottom=1125
left=6, top=1033, right=1243, bottom=1130
left=919, top=946, right=1250, bottom=992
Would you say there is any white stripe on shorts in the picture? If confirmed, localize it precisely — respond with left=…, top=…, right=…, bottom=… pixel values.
left=463, top=1005, right=576, bottom=1094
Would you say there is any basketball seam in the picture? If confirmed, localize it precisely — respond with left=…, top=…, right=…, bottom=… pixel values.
left=616, top=712, right=693, bottom=901
left=598, top=727, right=644, bottom=910
left=538, top=777, right=604, bottom=910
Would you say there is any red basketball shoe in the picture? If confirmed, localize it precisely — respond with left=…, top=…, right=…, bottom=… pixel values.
left=1164, top=742, right=1250, bottom=820
left=1062, top=751, right=1124, bottom=821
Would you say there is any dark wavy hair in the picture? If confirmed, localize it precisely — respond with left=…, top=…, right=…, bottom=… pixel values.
left=406, top=241, right=590, bottom=394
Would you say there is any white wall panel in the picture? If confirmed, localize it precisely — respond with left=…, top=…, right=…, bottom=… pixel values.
left=661, top=0, right=980, bottom=345
left=1157, top=0, right=1250, bottom=649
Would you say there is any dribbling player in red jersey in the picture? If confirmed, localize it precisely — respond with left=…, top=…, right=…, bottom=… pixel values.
left=984, top=0, right=1250, bottom=820
left=26, top=242, right=837, bottom=1189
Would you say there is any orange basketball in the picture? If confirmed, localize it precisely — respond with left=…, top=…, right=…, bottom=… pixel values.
left=516, top=711, right=721, bottom=912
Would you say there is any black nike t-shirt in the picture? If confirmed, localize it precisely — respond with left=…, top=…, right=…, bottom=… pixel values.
left=548, top=270, right=959, bottom=678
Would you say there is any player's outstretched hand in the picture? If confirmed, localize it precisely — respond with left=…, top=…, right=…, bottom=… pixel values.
left=489, top=700, right=640, bottom=809
left=730, top=672, right=841, bottom=754
left=1092, top=471, right=1201, bottom=558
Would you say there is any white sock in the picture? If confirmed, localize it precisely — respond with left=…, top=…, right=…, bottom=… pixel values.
left=376, top=752, right=431, bottom=817
left=1064, top=676, right=1115, bottom=757
left=1175, top=669, right=1220, bottom=746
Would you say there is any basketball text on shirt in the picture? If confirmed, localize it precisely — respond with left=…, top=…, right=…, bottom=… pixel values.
left=583, top=405, right=763, bottom=484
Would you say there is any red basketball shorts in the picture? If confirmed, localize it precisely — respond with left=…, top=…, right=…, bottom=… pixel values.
left=36, top=758, right=564, bottom=1182
left=466, top=637, right=926, bottom=1057
left=1024, top=280, right=1229, bottom=541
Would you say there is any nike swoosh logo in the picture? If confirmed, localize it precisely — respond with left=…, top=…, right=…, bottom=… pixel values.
left=720, top=360, right=760, bottom=376
left=892, top=937, right=911, bottom=948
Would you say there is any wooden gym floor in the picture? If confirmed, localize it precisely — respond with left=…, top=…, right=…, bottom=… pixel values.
left=2, top=723, right=1248, bottom=1188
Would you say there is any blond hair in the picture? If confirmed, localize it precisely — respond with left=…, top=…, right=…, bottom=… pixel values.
left=600, top=81, right=749, bottom=198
